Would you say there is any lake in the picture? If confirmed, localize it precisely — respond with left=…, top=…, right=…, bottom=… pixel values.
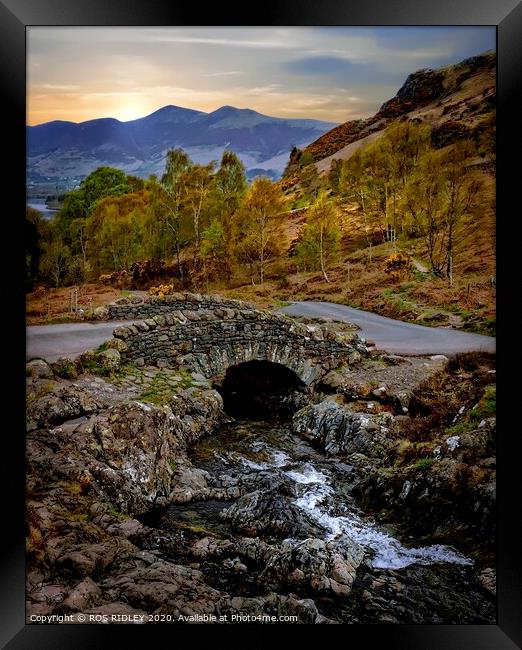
left=26, top=200, right=59, bottom=220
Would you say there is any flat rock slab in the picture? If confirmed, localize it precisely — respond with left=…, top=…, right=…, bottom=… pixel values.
left=337, top=355, right=448, bottom=398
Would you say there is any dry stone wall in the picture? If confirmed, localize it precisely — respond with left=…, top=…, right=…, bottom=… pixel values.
left=108, top=293, right=254, bottom=320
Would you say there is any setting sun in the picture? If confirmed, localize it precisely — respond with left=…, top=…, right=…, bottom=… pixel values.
left=112, top=102, right=149, bottom=122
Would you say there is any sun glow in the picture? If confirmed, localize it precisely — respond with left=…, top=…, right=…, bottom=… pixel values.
left=114, top=103, right=149, bottom=122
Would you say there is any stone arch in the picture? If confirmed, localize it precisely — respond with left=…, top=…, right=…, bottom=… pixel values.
left=187, top=340, right=323, bottom=386
left=218, top=359, right=308, bottom=420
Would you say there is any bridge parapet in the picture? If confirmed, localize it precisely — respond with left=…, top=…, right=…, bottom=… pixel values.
left=108, top=292, right=256, bottom=320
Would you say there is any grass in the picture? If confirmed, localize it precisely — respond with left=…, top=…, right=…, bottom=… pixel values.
left=75, top=341, right=114, bottom=375
left=475, top=385, right=496, bottom=418
left=447, top=384, right=496, bottom=434
left=136, top=377, right=170, bottom=404
left=273, top=298, right=291, bottom=308
left=27, top=380, right=57, bottom=401
left=177, top=370, right=196, bottom=390
left=446, top=421, right=475, bottom=435
left=103, top=504, right=127, bottom=520
left=137, top=368, right=195, bottom=405
left=79, top=354, right=112, bottom=377
left=290, top=196, right=311, bottom=210
left=415, top=457, right=436, bottom=470
left=380, top=288, right=419, bottom=318
left=26, top=282, right=122, bottom=325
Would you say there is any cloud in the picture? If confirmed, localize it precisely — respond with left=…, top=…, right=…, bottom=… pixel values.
left=202, top=71, right=246, bottom=77
left=246, top=84, right=281, bottom=94
left=282, top=56, right=404, bottom=86
left=27, top=26, right=496, bottom=125
left=151, top=36, right=291, bottom=49
left=284, top=56, right=361, bottom=74
left=39, top=83, right=81, bottom=91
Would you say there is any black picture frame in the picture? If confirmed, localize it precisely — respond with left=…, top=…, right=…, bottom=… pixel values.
left=4, top=0, right=520, bottom=647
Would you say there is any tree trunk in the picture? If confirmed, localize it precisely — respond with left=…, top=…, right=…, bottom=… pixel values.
left=320, top=223, right=329, bottom=283
left=79, top=228, right=87, bottom=281
left=446, top=222, right=454, bottom=280
left=175, top=241, right=183, bottom=281
left=193, top=191, right=204, bottom=248
left=259, top=214, right=266, bottom=285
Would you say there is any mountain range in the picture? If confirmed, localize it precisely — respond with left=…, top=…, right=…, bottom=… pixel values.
left=27, top=105, right=336, bottom=186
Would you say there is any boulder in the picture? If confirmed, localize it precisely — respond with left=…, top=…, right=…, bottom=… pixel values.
left=478, top=567, right=496, bottom=596
left=106, top=518, right=144, bottom=541
left=113, top=326, right=132, bottom=339
left=106, top=338, right=128, bottom=353
left=292, top=400, right=393, bottom=457
left=102, top=560, right=222, bottom=612
left=82, top=602, right=148, bottom=623
left=219, top=490, right=322, bottom=538
left=60, top=577, right=103, bottom=611
left=93, top=306, right=109, bottom=320
left=26, top=384, right=107, bottom=431
left=26, top=359, right=54, bottom=379
left=98, top=348, right=121, bottom=372
left=222, top=591, right=332, bottom=624
left=77, top=350, right=97, bottom=368
left=51, top=357, right=78, bottom=379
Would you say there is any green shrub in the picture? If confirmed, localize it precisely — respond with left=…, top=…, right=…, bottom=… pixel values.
left=415, top=457, right=436, bottom=470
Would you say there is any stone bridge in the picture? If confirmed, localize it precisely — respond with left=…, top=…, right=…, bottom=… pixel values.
left=108, top=295, right=366, bottom=385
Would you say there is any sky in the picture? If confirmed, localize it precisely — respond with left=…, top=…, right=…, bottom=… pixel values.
left=27, top=27, right=495, bottom=126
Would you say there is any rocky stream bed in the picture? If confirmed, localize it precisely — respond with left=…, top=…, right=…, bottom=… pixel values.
left=25, top=347, right=496, bottom=624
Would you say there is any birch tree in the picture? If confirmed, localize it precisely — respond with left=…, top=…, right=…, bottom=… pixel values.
left=296, top=191, right=341, bottom=282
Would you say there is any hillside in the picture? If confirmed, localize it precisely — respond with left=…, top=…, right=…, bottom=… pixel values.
left=230, top=52, right=496, bottom=333
left=295, top=51, right=495, bottom=176
left=27, top=105, right=336, bottom=188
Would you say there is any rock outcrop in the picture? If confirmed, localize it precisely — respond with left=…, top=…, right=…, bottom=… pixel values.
left=219, top=490, right=322, bottom=538
left=261, top=537, right=365, bottom=597
left=26, top=370, right=228, bottom=623
left=292, top=400, right=393, bottom=457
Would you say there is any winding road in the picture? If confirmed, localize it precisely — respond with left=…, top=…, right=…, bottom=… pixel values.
left=26, top=320, right=135, bottom=363
left=278, top=301, right=495, bottom=356
left=26, top=301, right=495, bottom=362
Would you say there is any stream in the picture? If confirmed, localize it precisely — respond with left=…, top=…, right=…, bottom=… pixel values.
left=187, top=419, right=472, bottom=570
left=138, top=416, right=497, bottom=623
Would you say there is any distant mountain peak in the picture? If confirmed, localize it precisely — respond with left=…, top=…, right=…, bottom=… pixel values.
left=27, top=103, right=336, bottom=186
left=144, top=104, right=203, bottom=117
left=209, top=105, right=242, bottom=115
